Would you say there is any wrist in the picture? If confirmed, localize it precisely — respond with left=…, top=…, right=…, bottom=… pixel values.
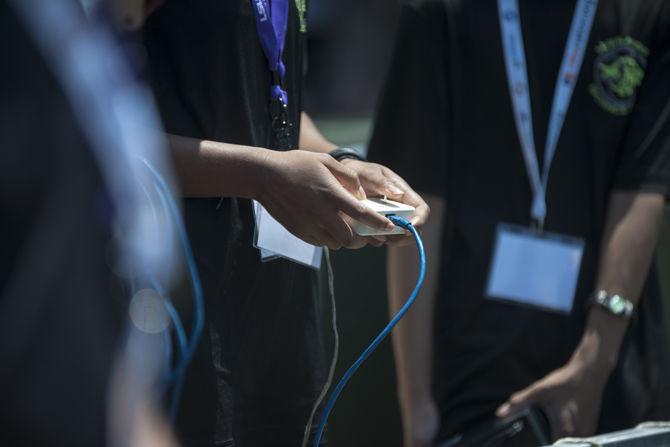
left=243, top=146, right=281, bottom=201
left=399, top=396, right=439, bottom=443
left=398, top=386, right=433, bottom=410
left=571, top=308, right=626, bottom=378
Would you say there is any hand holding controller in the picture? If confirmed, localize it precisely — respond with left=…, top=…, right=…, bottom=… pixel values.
left=351, top=198, right=416, bottom=236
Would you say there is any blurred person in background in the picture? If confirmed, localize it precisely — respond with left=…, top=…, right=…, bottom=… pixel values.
left=0, top=4, right=122, bottom=443
left=1, top=0, right=179, bottom=445
left=137, top=1, right=429, bottom=446
left=370, top=0, right=670, bottom=445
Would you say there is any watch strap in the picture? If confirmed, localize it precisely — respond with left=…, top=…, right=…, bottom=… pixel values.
left=328, top=147, right=366, bottom=162
left=589, top=290, right=635, bottom=318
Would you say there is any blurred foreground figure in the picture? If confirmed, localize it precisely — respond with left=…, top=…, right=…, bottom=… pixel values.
left=370, top=0, right=670, bottom=445
left=0, top=0, right=178, bottom=445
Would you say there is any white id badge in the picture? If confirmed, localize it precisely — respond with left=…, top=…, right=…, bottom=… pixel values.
left=486, top=223, right=584, bottom=313
left=252, top=200, right=323, bottom=270
left=252, top=201, right=279, bottom=261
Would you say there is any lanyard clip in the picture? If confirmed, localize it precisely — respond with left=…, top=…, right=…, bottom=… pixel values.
left=531, top=217, right=545, bottom=234
left=269, top=98, right=294, bottom=150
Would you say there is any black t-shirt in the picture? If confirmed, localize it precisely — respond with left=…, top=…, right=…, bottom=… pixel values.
left=369, top=0, right=670, bottom=440
left=0, top=3, right=123, bottom=445
left=143, top=1, right=325, bottom=446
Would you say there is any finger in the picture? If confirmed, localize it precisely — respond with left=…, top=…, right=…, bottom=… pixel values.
left=557, top=402, right=578, bottom=439
left=384, top=181, right=406, bottom=201
left=344, top=235, right=370, bottom=250
left=316, top=229, right=342, bottom=251
left=394, top=183, right=430, bottom=229
left=371, top=235, right=387, bottom=245
left=360, top=236, right=385, bottom=248
left=410, top=202, right=431, bottom=230
left=322, top=156, right=366, bottom=200
left=378, top=170, right=430, bottom=229
left=295, top=221, right=342, bottom=250
left=330, top=187, right=395, bottom=232
left=356, top=164, right=406, bottom=200
left=496, top=384, right=544, bottom=418
left=385, top=234, right=415, bottom=247
left=295, top=228, right=329, bottom=249
left=320, top=215, right=355, bottom=249
left=336, top=214, right=382, bottom=249
left=546, top=404, right=570, bottom=441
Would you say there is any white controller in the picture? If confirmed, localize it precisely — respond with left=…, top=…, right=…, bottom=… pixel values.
left=352, top=198, right=415, bottom=236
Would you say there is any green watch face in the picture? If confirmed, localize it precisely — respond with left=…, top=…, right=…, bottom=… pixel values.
left=609, top=295, right=626, bottom=314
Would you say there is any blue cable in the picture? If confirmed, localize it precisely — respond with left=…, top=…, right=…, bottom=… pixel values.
left=155, top=282, right=188, bottom=373
left=140, top=159, right=206, bottom=422
left=151, top=183, right=189, bottom=383
left=136, top=167, right=189, bottom=391
left=311, top=215, right=426, bottom=446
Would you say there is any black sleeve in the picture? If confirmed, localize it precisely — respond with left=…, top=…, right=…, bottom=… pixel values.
left=367, top=0, right=449, bottom=198
left=613, top=9, right=670, bottom=196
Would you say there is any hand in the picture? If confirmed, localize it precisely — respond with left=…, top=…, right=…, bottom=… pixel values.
left=255, top=150, right=395, bottom=250
left=495, top=357, right=610, bottom=440
left=402, top=398, right=439, bottom=447
left=341, top=159, right=430, bottom=245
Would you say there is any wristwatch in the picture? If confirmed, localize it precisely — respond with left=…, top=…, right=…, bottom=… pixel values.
left=589, top=290, right=635, bottom=318
left=328, top=147, right=366, bottom=162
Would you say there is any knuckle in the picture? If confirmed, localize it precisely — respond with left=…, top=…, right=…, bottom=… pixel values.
left=318, top=153, right=331, bottom=164
left=346, top=168, right=360, bottom=183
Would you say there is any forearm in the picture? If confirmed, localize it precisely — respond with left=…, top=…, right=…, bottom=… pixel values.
left=299, top=112, right=337, bottom=153
left=389, top=194, right=444, bottom=406
left=575, top=190, right=665, bottom=373
left=167, top=134, right=272, bottom=198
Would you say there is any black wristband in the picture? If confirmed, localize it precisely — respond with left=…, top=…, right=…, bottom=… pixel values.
left=328, top=147, right=366, bottom=162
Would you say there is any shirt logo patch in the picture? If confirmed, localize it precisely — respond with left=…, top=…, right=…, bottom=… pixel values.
left=589, top=36, right=648, bottom=116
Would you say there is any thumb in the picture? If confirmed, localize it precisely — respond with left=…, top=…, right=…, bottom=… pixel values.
left=496, top=383, right=544, bottom=418
left=357, top=166, right=406, bottom=201
left=323, top=156, right=366, bottom=200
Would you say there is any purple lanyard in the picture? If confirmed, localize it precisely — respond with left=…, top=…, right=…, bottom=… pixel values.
left=252, top=0, right=290, bottom=105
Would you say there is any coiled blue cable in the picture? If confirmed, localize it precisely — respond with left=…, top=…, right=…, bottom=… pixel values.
left=136, top=171, right=190, bottom=389
left=140, top=159, right=205, bottom=422
left=150, top=180, right=189, bottom=386
left=311, top=215, right=426, bottom=446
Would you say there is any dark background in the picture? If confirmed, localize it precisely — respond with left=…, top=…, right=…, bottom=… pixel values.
left=303, top=1, right=670, bottom=446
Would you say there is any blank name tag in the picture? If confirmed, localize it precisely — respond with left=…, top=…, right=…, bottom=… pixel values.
left=486, top=223, right=584, bottom=313
left=252, top=200, right=322, bottom=270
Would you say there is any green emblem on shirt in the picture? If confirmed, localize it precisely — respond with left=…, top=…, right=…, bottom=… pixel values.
left=294, top=0, right=307, bottom=33
left=589, top=36, right=649, bottom=116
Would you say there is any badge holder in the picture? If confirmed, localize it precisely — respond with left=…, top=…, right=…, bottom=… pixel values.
left=252, top=201, right=280, bottom=261
left=486, top=223, right=584, bottom=313
left=252, top=201, right=323, bottom=270
left=487, top=0, right=595, bottom=314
